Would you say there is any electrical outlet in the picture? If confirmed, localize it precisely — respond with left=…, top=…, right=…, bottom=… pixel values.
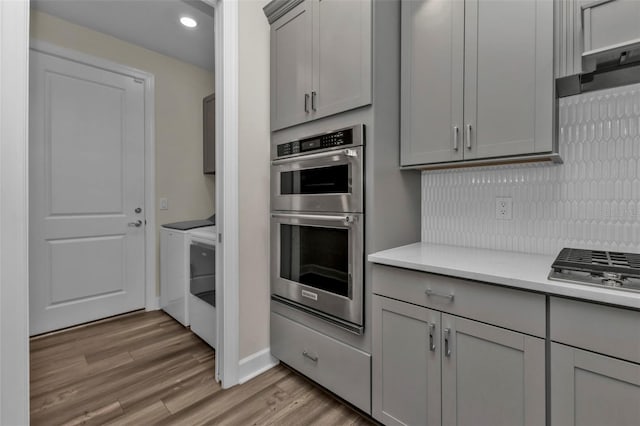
left=495, top=197, right=512, bottom=220
left=160, top=198, right=168, bottom=210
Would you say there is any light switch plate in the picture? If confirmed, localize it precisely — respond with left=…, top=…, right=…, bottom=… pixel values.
left=496, top=197, right=512, bottom=220
left=160, top=198, right=168, bottom=210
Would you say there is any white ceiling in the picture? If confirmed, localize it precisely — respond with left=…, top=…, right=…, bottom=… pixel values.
left=32, top=0, right=215, bottom=71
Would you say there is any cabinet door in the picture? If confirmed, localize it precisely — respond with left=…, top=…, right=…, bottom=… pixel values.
left=441, top=314, right=545, bottom=426
left=270, top=1, right=312, bottom=131
left=463, top=0, right=553, bottom=159
left=203, top=93, right=215, bottom=174
left=311, top=0, right=371, bottom=120
left=372, top=296, right=441, bottom=426
left=400, top=0, right=464, bottom=166
left=551, top=343, right=640, bottom=426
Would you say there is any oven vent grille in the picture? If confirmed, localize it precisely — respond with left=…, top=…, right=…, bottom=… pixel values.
left=552, top=248, right=640, bottom=276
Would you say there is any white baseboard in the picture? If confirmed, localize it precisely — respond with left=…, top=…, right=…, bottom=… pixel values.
left=146, top=297, right=161, bottom=311
left=238, top=348, right=279, bottom=384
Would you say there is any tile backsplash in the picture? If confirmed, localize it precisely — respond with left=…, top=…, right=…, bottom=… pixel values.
left=422, top=83, right=640, bottom=255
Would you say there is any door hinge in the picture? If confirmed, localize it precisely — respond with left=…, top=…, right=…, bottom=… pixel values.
left=218, top=233, right=222, bottom=243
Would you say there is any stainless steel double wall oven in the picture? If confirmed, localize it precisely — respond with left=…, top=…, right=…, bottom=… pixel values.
left=271, top=125, right=364, bottom=333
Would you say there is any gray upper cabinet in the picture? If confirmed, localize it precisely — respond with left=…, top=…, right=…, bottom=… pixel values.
left=400, top=0, right=464, bottom=165
left=270, top=1, right=313, bottom=131
left=203, top=93, right=215, bottom=174
left=401, top=0, right=554, bottom=167
left=268, top=0, right=372, bottom=131
left=312, top=0, right=371, bottom=121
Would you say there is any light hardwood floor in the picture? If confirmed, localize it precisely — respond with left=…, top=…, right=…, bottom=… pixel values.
left=30, top=310, right=374, bottom=425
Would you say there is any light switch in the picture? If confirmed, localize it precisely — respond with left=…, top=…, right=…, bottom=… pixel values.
left=160, top=198, right=168, bottom=210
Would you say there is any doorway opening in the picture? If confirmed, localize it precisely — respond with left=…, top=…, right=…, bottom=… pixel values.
left=27, top=0, right=225, bottom=389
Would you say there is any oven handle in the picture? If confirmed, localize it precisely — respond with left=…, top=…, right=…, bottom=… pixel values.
left=271, top=148, right=358, bottom=165
left=271, top=213, right=356, bottom=224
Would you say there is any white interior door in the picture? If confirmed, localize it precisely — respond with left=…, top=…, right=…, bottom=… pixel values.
left=29, top=50, right=146, bottom=336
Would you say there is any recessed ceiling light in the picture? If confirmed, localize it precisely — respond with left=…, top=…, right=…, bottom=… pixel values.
left=180, top=16, right=198, bottom=28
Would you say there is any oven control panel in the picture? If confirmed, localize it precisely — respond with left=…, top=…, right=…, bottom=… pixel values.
left=276, top=127, right=359, bottom=158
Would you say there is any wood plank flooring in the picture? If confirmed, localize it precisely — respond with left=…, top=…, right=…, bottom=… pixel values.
left=30, top=310, right=374, bottom=425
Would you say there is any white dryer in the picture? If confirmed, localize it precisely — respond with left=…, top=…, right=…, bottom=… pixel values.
left=188, top=226, right=217, bottom=348
left=160, top=217, right=214, bottom=326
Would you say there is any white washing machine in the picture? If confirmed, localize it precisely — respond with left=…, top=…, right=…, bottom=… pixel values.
left=188, top=226, right=217, bottom=349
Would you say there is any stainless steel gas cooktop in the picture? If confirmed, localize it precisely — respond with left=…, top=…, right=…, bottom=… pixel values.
left=548, top=248, right=640, bottom=292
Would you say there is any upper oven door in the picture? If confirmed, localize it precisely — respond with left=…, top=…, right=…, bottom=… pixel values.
left=271, top=146, right=363, bottom=213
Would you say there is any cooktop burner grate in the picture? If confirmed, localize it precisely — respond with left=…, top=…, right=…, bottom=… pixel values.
left=551, top=248, right=640, bottom=277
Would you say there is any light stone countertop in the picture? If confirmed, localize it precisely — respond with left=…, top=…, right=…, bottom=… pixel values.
left=368, top=242, right=640, bottom=310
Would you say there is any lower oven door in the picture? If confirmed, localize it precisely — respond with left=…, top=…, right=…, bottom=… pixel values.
left=271, top=212, right=363, bottom=328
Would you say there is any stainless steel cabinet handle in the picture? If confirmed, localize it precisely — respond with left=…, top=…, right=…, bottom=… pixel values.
left=444, top=328, right=452, bottom=357
left=128, top=220, right=143, bottom=227
left=304, top=93, right=310, bottom=113
left=271, top=148, right=357, bottom=165
left=425, top=288, right=455, bottom=301
left=311, top=91, right=317, bottom=111
left=428, top=323, right=436, bottom=352
left=453, top=126, right=459, bottom=151
left=302, top=350, right=318, bottom=362
left=466, top=124, right=472, bottom=150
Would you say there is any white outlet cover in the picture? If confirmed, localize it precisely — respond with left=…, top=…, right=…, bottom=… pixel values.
left=160, top=197, right=168, bottom=210
left=495, top=197, right=512, bottom=220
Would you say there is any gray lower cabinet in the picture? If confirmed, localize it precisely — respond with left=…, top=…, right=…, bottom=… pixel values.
left=550, top=297, right=640, bottom=426
left=401, top=0, right=554, bottom=167
left=551, top=343, right=640, bottom=426
left=267, top=0, right=372, bottom=131
left=372, top=295, right=545, bottom=426
left=372, top=264, right=546, bottom=426
left=270, top=311, right=371, bottom=413
left=440, top=313, right=545, bottom=426
left=372, top=296, right=442, bottom=426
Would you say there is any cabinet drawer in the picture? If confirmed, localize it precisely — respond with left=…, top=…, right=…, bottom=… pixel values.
left=550, top=297, right=640, bottom=364
left=270, top=312, right=371, bottom=413
left=372, top=264, right=545, bottom=338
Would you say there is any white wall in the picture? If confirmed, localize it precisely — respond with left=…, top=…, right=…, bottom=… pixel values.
left=237, top=0, right=271, bottom=359
left=30, top=10, right=216, bottom=293
left=422, top=83, right=640, bottom=255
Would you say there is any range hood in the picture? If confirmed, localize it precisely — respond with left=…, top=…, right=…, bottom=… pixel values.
left=557, top=0, right=640, bottom=98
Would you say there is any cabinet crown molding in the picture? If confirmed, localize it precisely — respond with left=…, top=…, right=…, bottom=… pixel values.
left=263, top=0, right=305, bottom=24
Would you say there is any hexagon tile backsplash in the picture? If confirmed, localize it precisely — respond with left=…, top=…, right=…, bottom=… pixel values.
left=422, top=83, right=640, bottom=256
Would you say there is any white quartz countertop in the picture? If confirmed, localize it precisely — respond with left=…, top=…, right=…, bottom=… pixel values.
left=368, top=243, right=640, bottom=310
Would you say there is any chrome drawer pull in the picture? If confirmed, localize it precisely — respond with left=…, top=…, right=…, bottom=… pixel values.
left=425, top=288, right=455, bottom=301
left=302, top=350, right=318, bottom=362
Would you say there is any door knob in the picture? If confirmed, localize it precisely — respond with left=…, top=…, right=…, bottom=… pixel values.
left=128, top=220, right=143, bottom=227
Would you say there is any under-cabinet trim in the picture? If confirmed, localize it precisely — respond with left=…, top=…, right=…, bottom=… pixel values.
left=401, top=152, right=563, bottom=171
